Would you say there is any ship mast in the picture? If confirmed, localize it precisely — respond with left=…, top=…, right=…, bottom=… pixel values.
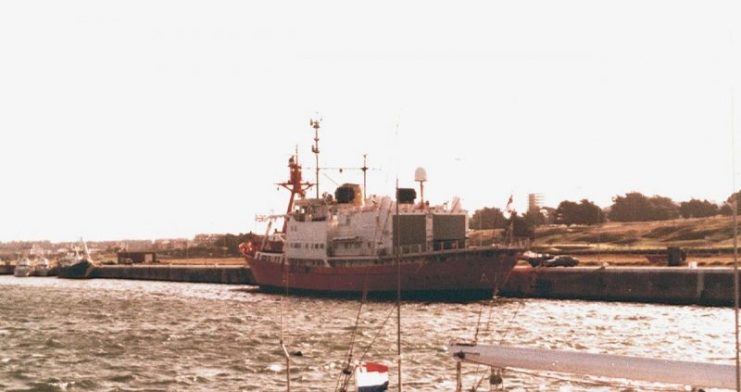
left=310, top=118, right=322, bottom=199
left=362, top=154, right=368, bottom=199
left=730, top=88, right=740, bottom=392
left=395, top=178, right=403, bottom=392
left=277, top=146, right=313, bottom=233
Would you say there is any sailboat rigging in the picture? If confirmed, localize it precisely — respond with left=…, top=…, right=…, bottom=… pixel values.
left=249, top=118, right=521, bottom=390
left=395, top=178, right=402, bottom=392
left=731, top=87, right=740, bottom=392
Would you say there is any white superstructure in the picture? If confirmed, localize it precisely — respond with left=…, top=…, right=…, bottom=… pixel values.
left=273, top=183, right=469, bottom=264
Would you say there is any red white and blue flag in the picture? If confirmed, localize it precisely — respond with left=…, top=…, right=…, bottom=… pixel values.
left=355, top=362, right=389, bottom=392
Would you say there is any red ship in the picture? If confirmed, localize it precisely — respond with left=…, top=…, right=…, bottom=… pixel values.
left=245, top=121, right=520, bottom=300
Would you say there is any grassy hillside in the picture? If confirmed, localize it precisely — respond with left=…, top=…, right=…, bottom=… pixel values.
left=531, top=215, right=735, bottom=252
left=471, top=215, right=737, bottom=266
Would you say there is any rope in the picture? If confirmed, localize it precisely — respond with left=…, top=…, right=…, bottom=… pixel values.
left=322, top=172, right=340, bottom=187
left=356, top=307, right=396, bottom=366
left=472, top=301, right=486, bottom=344
left=497, top=299, right=525, bottom=345
left=469, top=295, right=525, bottom=392
left=469, top=294, right=499, bottom=392
left=335, top=284, right=368, bottom=392
left=334, top=307, right=395, bottom=392
left=472, top=290, right=498, bottom=344
left=280, top=258, right=291, bottom=392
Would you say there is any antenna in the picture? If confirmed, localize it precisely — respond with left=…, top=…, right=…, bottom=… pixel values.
left=310, top=117, right=322, bottom=199
left=306, top=154, right=377, bottom=200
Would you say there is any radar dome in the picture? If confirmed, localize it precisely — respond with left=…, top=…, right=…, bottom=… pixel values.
left=414, top=167, right=428, bottom=182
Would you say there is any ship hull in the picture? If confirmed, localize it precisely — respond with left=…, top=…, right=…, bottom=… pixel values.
left=33, top=267, right=51, bottom=277
left=250, top=248, right=519, bottom=300
left=57, top=260, right=95, bottom=279
left=14, top=266, right=32, bottom=277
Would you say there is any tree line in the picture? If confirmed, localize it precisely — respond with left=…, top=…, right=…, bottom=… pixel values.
left=471, top=191, right=741, bottom=233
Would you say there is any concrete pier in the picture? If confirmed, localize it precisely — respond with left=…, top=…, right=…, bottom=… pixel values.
left=93, top=265, right=253, bottom=285
left=500, top=266, right=739, bottom=306
left=43, top=264, right=741, bottom=306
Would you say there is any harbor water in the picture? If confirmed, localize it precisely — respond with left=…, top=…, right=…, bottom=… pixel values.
left=0, top=276, right=735, bottom=391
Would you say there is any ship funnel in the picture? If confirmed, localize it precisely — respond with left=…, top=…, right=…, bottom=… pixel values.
left=336, top=183, right=363, bottom=206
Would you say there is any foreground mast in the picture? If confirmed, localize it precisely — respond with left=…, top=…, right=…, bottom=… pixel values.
left=395, top=179, right=402, bottom=391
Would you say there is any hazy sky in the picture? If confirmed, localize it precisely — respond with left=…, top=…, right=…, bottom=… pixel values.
left=1, top=0, right=740, bottom=242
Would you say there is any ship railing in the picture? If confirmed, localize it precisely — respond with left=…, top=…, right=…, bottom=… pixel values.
left=397, top=240, right=466, bottom=255
left=472, top=238, right=530, bottom=250
left=469, top=237, right=531, bottom=249
left=396, top=244, right=426, bottom=255
left=431, top=240, right=465, bottom=252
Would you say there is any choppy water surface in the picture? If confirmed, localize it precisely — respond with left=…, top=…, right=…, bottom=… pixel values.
left=0, top=276, right=735, bottom=391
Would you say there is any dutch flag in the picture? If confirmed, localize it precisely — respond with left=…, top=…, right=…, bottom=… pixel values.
left=355, top=362, right=389, bottom=392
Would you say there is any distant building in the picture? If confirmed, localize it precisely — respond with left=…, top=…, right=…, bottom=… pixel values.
left=528, top=193, right=544, bottom=214
left=123, top=240, right=155, bottom=252
left=117, top=251, right=158, bottom=264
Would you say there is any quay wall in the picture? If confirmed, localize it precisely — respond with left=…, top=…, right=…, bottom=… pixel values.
left=33, top=264, right=741, bottom=307
left=92, top=265, right=253, bottom=285
left=500, top=266, right=738, bottom=306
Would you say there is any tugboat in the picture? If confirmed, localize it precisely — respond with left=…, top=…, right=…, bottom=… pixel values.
left=13, top=256, right=33, bottom=277
left=245, top=121, right=520, bottom=300
left=57, top=239, right=95, bottom=279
